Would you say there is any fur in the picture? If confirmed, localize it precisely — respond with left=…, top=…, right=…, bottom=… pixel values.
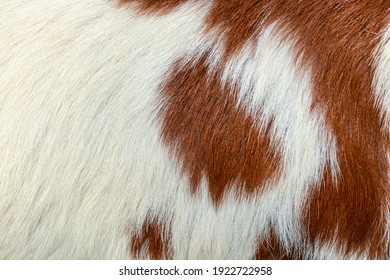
left=0, top=0, right=389, bottom=259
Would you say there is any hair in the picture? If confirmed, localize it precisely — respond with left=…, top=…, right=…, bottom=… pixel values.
left=0, top=0, right=389, bottom=259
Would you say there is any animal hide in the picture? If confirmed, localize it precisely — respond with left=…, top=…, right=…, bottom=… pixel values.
left=0, top=0, right=389, bottom=259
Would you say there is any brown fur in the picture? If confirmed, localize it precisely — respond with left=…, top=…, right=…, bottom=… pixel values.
left=130, top=218, right=172, bottom=259
left=160, top=55, right=282, bottom=204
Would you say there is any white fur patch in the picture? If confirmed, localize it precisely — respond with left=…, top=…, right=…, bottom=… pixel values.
left=373, top=21, right=390, bottom=253
left=374, top=22, right=390, bottom=131
left=217, top=23, right=339, bottom=254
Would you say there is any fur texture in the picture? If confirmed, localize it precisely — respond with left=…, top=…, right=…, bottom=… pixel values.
left=0, top=0, right=389, bottom=259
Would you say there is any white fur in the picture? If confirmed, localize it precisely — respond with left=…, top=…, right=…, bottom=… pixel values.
left=217, top=23, right=339, bottom=255
left=374, top=22, right=390, bottom=131
left=0, top=0, right=213, bottom=259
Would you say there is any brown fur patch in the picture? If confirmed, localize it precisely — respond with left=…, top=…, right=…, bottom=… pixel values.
left=119, top=0, right=188, bottom=13
left=278, top=1, right=389, bottom=259
left=130, top=218, right=171, bottom=259
left=160, top=54, right=282, bottom=204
